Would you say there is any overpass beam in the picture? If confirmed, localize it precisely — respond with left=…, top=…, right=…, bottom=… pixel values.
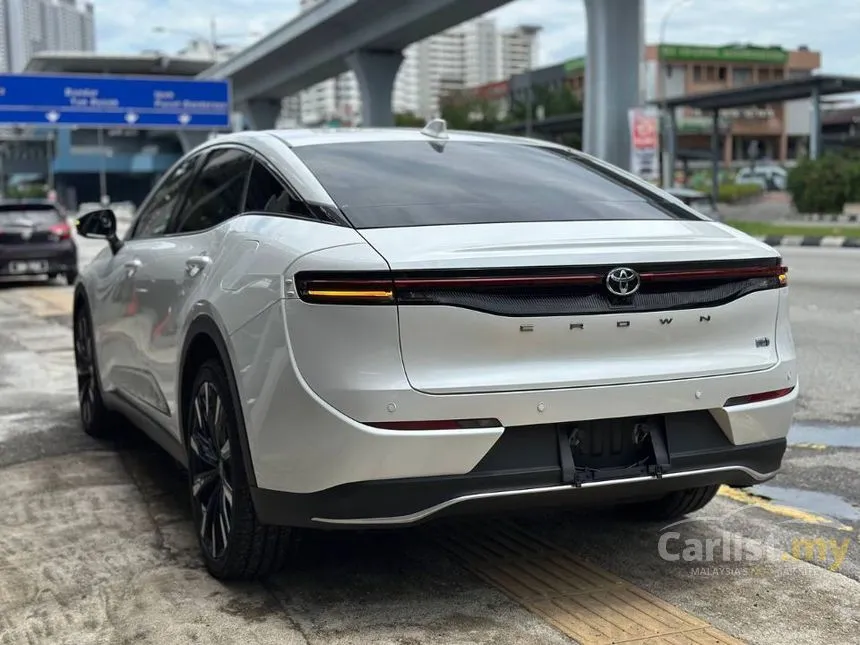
left=241, top=99, right=283, bottom=130
left=583, top=0, right=644, bottom=170
left=347, top=49, right=403, bottom=127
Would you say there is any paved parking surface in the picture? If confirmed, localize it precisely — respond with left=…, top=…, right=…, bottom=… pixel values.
left=1, top=231, right=858, bottom=644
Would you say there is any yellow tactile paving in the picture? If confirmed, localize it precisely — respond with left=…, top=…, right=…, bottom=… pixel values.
left=436, top=522, right=746, bottom=645
left=4, top=286, right=74, bottom=318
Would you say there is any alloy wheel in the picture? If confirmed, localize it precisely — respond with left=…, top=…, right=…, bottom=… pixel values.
left=188, top=381, right=234, bottom=560
left=74, top=311, right=96, bottom=427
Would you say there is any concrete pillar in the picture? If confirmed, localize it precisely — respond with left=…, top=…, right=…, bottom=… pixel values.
left=667, top=108, right=677, bottom=188
left=583, top=0, right=644, bottom=170
left=177, top=131, right=209, bottom=153
left=809, top=86, right=821, bottom=160
left=710, top=110, right=720, bottom=204
left=347, top=49, right=403, bottom=127
left=241, top=99, right=282, bottom=131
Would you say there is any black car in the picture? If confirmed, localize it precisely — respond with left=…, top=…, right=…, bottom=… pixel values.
left=0, top=200, right=78, bottom=284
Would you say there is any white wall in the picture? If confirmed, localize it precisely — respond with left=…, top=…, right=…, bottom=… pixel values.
left=784, top=99, right=812, bottom=136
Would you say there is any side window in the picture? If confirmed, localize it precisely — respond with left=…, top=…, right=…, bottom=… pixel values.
left=173, top=148, right=253, bottom=234
left=244, top=160, right=309, bottom=217
left=133, top=155, right=199, bottom=239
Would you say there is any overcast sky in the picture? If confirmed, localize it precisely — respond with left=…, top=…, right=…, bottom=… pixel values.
left=95, top=0, right=858, bottom=75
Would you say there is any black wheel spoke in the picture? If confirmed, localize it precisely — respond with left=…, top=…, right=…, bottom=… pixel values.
left=189, top=431, right=218, bottom=467
left=74, top=312, right=97, bottom=427
left=189, top=378, right=234, bottom=561
left=191, top=469, right=218, bottom=500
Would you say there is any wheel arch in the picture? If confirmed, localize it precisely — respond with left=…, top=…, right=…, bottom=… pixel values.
left=179, top=314, right=258, bottom=487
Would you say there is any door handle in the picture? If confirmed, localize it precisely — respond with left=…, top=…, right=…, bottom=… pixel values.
left=185, top=255, right=211, bottom=277
left=124, top=258, right=142, bottom=276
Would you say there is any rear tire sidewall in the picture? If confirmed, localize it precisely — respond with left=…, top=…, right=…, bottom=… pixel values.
left=74, top=301, right=112, bottom=438
left=185, top=359, right=254, bottom=578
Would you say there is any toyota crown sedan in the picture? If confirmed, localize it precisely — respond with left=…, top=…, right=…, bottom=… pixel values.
left=72, top=123, right=798, bottom=580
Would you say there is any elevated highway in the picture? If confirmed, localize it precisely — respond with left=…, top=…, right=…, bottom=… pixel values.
left=200, top=0, right=644, bottom=169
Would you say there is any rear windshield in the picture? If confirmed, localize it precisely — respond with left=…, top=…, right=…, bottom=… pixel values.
left=0, top=204, right=63, bottom=225
left=292, top=141, right=704, bottom=229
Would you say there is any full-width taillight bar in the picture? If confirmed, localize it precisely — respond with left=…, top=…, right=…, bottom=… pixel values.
left=294, top=262, right=787, bottom=305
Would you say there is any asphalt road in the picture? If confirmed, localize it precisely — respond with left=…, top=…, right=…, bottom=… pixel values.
left=0, top=232, right=858, bottom=645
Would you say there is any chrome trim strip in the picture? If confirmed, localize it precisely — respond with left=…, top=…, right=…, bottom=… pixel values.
left=310, top=465, right=777, bottom=526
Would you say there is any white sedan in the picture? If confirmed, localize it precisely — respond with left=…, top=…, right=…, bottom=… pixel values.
left=71, top=122, right=798, bottom=580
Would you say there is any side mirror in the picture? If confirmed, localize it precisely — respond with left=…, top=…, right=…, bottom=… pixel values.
left=75, top=209, right=122, bottom=254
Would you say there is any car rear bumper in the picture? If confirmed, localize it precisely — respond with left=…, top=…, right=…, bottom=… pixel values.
left=0, top=242, right=77, bottom=276
left=230, top=300, right=798, bottom=503
left=250, top=426, right=786, bottom=528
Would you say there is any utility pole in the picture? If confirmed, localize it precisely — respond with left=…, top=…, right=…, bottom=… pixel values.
left=525, top=69, right=533, bottom=137
left=209, top=17, right=218, bottom=59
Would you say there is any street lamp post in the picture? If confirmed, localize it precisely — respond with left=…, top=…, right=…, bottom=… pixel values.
left=153, top=18, right=260, bottom=60
left=658, top=0, right=692, bottom=188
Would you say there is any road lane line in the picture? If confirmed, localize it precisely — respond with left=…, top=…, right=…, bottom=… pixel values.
left=436, top=521, right=746, bottom=645
left=717, top=485, right=852, bottom=531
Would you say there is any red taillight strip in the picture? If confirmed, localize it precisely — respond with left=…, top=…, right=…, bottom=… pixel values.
left=394, top=274, right=603, bottom=288
left=367, top=418, right=502, bottom=431
left=301, top=278, right=394, bottom=289
left=724, top=386, right=796, bottom=407
left=641, top=265, right=786, bottom=282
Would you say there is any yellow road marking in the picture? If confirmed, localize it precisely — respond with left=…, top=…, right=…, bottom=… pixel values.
left=789, top=442, right=828, bottom=451
left=436, top=521, right=746, bottom=645
left=717, top=486, right=853, bottom=531
left=4, top=286, right=73, bottom=318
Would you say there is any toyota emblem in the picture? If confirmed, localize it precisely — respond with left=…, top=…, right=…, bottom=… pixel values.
left=606, top=267, right=641, bottom=297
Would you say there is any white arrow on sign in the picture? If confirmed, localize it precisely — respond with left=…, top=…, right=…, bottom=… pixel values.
left=178, top=113, right=191, bottom=125
left=125, top=112, right=139, bottom=124
left=45, top=110, right=60, bottom=123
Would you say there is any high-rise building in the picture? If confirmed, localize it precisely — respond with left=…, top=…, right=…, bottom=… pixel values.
left=501, top=24, right=540, bottom=79
left=289, top=1, right=539, bottom=125
left=0, top=0, right=95, bottom=73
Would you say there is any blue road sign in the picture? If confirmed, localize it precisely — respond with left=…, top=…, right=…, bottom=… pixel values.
left=0, top=73, right=231, bottom=129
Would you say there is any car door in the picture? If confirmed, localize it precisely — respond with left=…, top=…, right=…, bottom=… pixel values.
left=129, top=146, right=254, bottom=437
left=91, top=152, right=203, bottom=413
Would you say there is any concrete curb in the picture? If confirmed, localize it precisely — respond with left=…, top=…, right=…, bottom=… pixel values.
left=792, top=213, right=860, bottom=223
left=755, top=235, right=860, bottom=248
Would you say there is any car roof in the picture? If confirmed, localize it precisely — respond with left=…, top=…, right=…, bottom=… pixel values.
left=206, top=127, right=570, bottom=150
left=0, top=198, right=58, bottom=207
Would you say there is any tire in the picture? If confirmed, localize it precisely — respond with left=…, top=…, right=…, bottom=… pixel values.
left=73, top=302, right=118, bottom=439
left=65, top=270, right=78, bottom=285
left=622, top=484, right=720, bottom=521
left=185, top=358, right=292, bottom=580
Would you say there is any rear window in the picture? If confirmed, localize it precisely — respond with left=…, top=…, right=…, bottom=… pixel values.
left=0, top=203, right=63, bottom=225
left=292, top=141, right=703, bottom=229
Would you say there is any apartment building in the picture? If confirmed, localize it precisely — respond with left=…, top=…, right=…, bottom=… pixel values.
left=288, top=0, right=539, bottom=126
left=502, top=43, right=820, bottom=163
left=645, top=43, right=821, bottom=163
left=0, top=0, right=94, bottom=73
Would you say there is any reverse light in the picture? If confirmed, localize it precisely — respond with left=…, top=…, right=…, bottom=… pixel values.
left=366, top=418, right=502, bottom=431
left=724, top=386, right=795, bottom=407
